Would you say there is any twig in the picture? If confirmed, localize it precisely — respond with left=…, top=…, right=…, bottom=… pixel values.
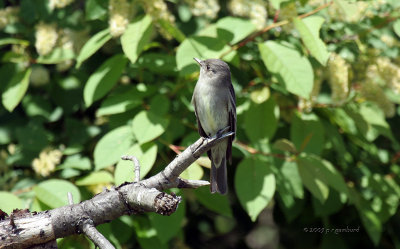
left=121, top=155, right=141, bottom=182
left=141, top=131, right=234, bottom=189
left=235, top=141, right=290, bottom=160
left=0, top=132, right=231, bottom=248
left=220, top=1, right=334, bottom=59
left=67, top=192, right=73, bottom=205
left=159, top=138, right=185, bottom=155
left=82, top=220, right=115, bottom=249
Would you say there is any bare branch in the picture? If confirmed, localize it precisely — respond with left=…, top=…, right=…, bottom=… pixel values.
left=141, top=132, right=234, bottom=190
left=82, top=220, right=115, bottom=249
left=121, top=155, right=141, bottom=182
left=0, top=132, right=232, bottom=248
left=67, top=192, right=74, bottom=205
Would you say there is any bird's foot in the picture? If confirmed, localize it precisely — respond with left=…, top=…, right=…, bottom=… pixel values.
left=213, top=126, right=230, bottom=139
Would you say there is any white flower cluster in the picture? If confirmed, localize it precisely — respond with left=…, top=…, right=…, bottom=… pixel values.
left=138, top=0, right=175, bottom=39
left=298, top=69, right=324, bottom=112
left=56, top=28, right=89, bottom=71
left=376, top=57, right=400, bottom=94
left=32, top=148, right=63, bottom=177
left=228, top=0, right=267, bottom=30
left=49, top=0, right=75, bottom=9
left=323, top=0, right=371, bottom=22
left=109, top=0, right=132, bottom=37
left=0, top=6, right=19, bottom=30
left=189, top=0, right=220, bottom=19
left=380, top=34, right=396, bottom=48
left=35, top=22, right=59, bottom=56
left=359, top=64, right=395, bottom=117
left=328, top=53, right=350, bottom=105
left=141, top=0, right=175, bottom=23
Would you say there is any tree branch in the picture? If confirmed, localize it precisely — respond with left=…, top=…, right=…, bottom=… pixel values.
left=81, top=220, right=114, bottom=249
left=0, top=133, right=233, bottom=249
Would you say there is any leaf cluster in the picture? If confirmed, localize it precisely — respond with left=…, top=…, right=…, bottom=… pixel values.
left=0, top=0, right=400, bottom=248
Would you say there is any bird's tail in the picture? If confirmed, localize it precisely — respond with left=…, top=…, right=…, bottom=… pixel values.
left=210, top=144, right=228, bottom=194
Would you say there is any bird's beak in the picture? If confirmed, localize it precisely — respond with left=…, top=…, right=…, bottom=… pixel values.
left=193, top=57, right=202, bottom=66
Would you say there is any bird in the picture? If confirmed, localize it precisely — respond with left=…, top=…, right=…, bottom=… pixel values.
left=191, top=58, right=236, bottom=194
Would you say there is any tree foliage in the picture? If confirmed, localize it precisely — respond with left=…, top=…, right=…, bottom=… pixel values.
left=0, top=0, right=400, bottom=248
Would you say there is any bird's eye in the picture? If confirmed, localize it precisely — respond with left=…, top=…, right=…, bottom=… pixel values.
left=206, top=65, right=210, bottom=71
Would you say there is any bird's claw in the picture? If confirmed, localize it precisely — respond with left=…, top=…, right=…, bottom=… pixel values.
left=211, top=126, right=230, bottom=139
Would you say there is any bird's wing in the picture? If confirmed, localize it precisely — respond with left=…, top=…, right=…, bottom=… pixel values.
left=227, top=83, right=236, bottom=165
left=192, top=97, right=208, bottom=138
left=228, top=83, right=236, bottom=139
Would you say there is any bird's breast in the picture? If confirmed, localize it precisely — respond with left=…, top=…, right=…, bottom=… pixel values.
left=195, top=82, right=228, bottom=136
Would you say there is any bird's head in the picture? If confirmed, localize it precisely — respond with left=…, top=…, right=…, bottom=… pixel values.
left=194, top=58, right=231, bottom=83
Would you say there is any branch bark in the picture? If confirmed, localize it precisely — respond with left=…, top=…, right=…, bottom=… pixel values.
left=0, top=133, right=233, bottom=249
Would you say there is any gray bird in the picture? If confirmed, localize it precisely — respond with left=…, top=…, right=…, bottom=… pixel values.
left=192, top=58, right=236, bottom=194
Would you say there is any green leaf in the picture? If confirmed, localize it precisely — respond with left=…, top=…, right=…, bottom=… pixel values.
left=360, top=208, right=382, bottom=246
left=138, top=53, right=178, bottom=75
left=333, top=0, right=359, bottom=22
left=235, top=157, right=276, bottom=221
left=148, top=199, right=185, bottom=243
left=394, top=20, right=400, bottom=38
left=269, top=0, right=290, bottom=9
left=94, top=126, right=135, bottom=171
left=2, top=68, right=31, bottom=112
left=85, top=0, right=108, bottom=20
left=368, top=174, right=400, bottom=222
left=297, top=156, right=329, bottom=204
left=0, top=63, right=17, bottom=93
left=149, top=95, right=170, bottom=117
left=76, top=28, right=112, bottom=68
left=83, top=54, right=128, bottom=107
left=111, top=217, right=136, bottom=245
left=180, top=162, right=204, bottom=180
left=75, top=171, right=114, bottom=186
left=176, top=36, right=234, bottom=75
left=258, top=41, right=314, bottom=98
left=293, top=16, right=329, bottom=66
left=216, top=17, right=257, bottom=44
left=36, top=48, right=75, bottom=64
left=275, top=161, right=304, bottom=199
left=59, top=168, right=81, bottom=179
left=22, top=94, right=52, bottom=120
left=0, top=38, right=29, bottom=47
left=114, top=143, right=158, bottom=185
left=97, top=223, right=122, bottom=249
left=16, top=122, right=48, bottom=152
left=312, top=190, right=344, bottom=217
left=34, top=179, right=81, bottom=209
left=273, top=139, right=297, bottom=154
left=133, top=216, right=168, bottom=249
left=0, top=191, right=23, bottom=214
left=250, top=86, right=270, bottom=104
left=194, top=186, right=233, bottom=217
left=158, top=19, right=186, bottom=42
left=58, top=154, right=91, bottom=171
left=121, top=15, right=154, bottom=64
left=298, top=154, right=349, bottom=202
left=290, top=112, right=325, bottom=155
left=358, top=102, right=393, bottom=141
left=244, top=98, right=278, bottom=144
left=277, top=193, right=305, bottom=222
left=132, top=110, right=169, bottom=145
left=96, top=88, right=143, bottom=117
left=0, top=126, right=12, bottom=145
left=178, top=4, right=192, bottom=22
